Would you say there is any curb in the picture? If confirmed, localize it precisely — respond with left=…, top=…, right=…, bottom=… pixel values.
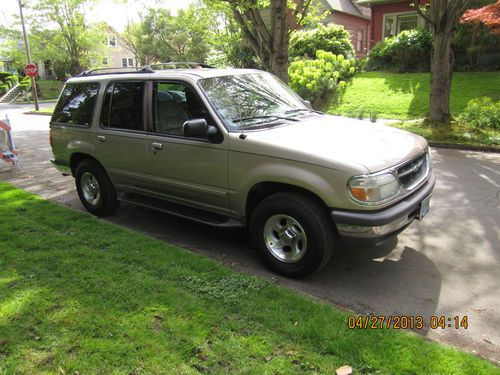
left=428, top=142, right=500, bottom=153
left=23, top=112, right=52, bottom=116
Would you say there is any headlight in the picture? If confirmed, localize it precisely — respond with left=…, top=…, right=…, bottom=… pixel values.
left=348, top=173, right=399, bottom=205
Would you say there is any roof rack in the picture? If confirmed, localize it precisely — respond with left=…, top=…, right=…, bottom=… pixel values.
left=78, top=66, right=153, bottom=77
left=77, top=62, right=215, bottom=77
left=144, top=62, right=216, bottom=70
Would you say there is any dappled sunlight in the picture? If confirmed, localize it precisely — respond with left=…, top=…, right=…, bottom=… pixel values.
left=0, top=288, right=40, bottom=325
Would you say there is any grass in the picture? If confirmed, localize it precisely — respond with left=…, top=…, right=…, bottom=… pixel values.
left=24, top=108, right=54, bottom=116
left=388, top=120, right=500, bottom=149
left=0, top=183, right=498, bottom=374
left=36, top=80, right=64, bottom=100
left=329, top=72, right=500, bottom=120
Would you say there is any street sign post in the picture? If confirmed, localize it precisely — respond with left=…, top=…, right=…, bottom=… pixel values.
left=18, top=0, right=39, bottom=111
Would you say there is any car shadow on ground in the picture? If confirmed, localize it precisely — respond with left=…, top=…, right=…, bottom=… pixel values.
left=105, top=202, right=441, bottom=337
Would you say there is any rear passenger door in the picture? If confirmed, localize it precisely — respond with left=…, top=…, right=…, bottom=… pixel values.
left=94, top=81, right=153, bottom=196
left=146, top=80, right=230, bottom=215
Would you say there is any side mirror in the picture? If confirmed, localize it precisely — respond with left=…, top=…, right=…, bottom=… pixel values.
left=183, top=118, right=208, bottom=138
left=183, top=118, right=218, bottom=140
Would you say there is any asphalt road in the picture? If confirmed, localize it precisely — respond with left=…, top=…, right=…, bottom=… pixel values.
left=1, top=104, right=499, bottom=364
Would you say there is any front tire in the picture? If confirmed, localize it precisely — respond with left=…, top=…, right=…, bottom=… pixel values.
left=75, top=159, right=119, bottom=216
left=250, top=192, right=334, bottom=278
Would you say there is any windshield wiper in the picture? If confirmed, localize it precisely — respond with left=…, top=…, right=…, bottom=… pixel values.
left=284, top=108, right=322, bottom=115
left=232, top=115, right=299, bottom=125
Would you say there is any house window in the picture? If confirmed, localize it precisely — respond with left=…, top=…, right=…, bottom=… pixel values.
left=122, top=58, right=134, bottom=67
left=383, top=12, right=422, bottom=39
left=102, top=58, right=109, bottom=65
left=356, top=30, right=363, bottom=52
left=107, top=35, right=116, bottom=47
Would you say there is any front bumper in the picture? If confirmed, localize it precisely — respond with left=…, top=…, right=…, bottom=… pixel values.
left=331, top=173, right=436, bottom=247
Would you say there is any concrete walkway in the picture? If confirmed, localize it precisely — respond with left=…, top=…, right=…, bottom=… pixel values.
left=1, top=104, right=499, bottom=364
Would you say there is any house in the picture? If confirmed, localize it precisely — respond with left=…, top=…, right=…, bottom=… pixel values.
left=357, top=0, right=429, bottom=46
left=322, top=0, right=372, bottom=57
left=102, top=31, right=137, bottom=68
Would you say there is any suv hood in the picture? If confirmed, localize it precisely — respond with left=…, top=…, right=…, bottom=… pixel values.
left=232, top=115, right=428, bottom=173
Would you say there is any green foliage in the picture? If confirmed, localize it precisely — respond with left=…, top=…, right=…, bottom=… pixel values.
left=27, top=0, right=107, bottom=77
left=289, top=24, right=355, bottom=60
left=459, top=97, right=500, bottom=129
left=329, top=71, right=500, bottom=124
left=366, top=28, right=432, bottom=72
left=0, top=182, right=498, bottom=373
left=201, top=2, right=260, bottom=68
left=18, top=75, right=32, bottom=93
left=0, top=73, right=19, bottom=95
left=289, top=50, right=357, bottom=108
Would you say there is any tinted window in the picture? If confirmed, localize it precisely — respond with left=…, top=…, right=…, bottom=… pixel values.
left=52, top=82, right=99, bottom=126
left=101, top=81, right=144, bottom=131
left=153, top=82, right=211, bottom=136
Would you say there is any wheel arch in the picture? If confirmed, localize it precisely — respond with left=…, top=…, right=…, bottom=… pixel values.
left=70, top=153, right=105, bottom=177
left=245, top=182, right=331, bottom=223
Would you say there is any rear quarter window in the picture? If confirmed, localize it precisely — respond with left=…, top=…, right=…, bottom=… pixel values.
left=52, top=82, right=100, bottom=126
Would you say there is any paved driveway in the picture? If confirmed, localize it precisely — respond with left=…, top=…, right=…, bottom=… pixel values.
left=1, top=104, right=499, bottom=363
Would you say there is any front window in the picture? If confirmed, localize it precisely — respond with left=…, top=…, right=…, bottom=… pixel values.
left=199, top=73, right=310, bottom=130
left=384, top=13, right=421, bottom=39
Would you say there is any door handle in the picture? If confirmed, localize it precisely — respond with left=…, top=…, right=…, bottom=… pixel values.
left=97, top=135, right=106, bottom=143
left=152, top=142, right=163, bottom=150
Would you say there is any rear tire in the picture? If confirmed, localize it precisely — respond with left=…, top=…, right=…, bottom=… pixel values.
left=249, top=192, right=334, bottom=278
left=75, top=159, right=119, bottom=216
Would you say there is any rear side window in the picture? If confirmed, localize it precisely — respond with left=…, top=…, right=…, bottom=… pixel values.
left=100, top=81, right=144, bottom=131
left=52, top=82, right=99, bottom=126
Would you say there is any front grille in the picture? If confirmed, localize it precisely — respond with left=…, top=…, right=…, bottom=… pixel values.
left=397, top=153, right=429, bottom=190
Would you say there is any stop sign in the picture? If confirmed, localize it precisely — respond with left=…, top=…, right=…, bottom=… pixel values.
left=24, top=63, right=38, bottom=77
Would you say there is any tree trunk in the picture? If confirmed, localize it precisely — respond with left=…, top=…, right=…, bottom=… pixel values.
left=429, top=30, right=454, bottom=123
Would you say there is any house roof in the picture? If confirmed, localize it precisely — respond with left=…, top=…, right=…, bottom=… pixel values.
left=325, top=0, right=371, bottom=19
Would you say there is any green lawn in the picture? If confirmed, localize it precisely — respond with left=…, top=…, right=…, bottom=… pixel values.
left=36, top=79, right=64, bottom=100
left=388, top=121, right=500, bottom=149
left=329, top=72, right=500, bottom=120
left=0, top=183, right=498, bottom=374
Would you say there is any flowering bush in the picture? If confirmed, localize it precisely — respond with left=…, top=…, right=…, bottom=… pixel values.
left=289, top=24, right=355, bottom=60
left=289, top=50, right=357, bottom=108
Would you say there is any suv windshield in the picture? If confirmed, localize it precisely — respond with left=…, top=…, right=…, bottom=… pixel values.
left=199, top=73, right=312, bottom=130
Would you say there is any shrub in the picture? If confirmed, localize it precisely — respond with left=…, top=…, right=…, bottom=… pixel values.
left=0, top=72, right=20, bottom=96
left=458, top=97, right=500, bottom=129
left=289, top=24, right=355, bottom=60
left=289, top=50, right=357, bottom=108
left=18, top=75, right=32, bottom=93
left=366, top=28, right=432, bottom=72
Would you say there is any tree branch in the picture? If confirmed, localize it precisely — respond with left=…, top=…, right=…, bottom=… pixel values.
left=230, top=7, right=260, bottom=56
left=411, top=0, right=434, bottom=26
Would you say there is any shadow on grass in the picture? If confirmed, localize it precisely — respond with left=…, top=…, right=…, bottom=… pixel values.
left=0, top=184, right=496, bottom=374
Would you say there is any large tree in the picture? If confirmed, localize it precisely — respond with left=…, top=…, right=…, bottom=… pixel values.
left=30, top=0, right=106, bottom=77
left=412, top=0, right=473, bottom=123
left=121, top=6, right=211, bottom=65
left=206, top=0, right=320, bottom=82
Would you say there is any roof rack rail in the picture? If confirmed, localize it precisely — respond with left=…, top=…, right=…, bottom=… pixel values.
left=144, top=62, right=216, bottom=70
left=78, top=66, right=153, bottom=77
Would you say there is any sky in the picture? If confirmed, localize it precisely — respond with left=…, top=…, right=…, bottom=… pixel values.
left=0, top=0, right=194, bottom=33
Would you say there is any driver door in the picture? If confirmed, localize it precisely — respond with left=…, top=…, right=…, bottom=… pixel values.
left=145, top=81, right=230, bottom=215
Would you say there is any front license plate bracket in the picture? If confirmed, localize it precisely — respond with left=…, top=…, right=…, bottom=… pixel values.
left=417, top=195, right=432, bottom=220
